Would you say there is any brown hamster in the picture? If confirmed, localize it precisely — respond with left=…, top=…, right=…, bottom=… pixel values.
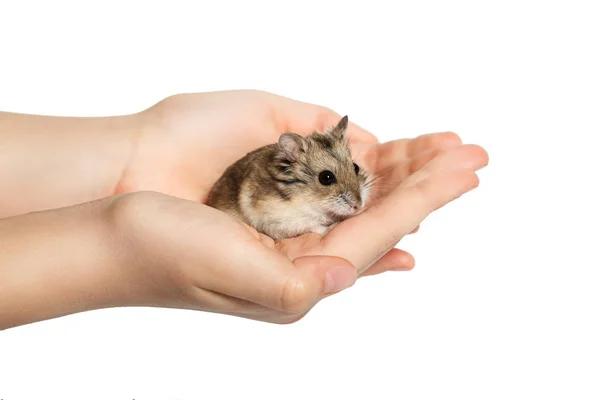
left=206, top=115, right=370, bottom=240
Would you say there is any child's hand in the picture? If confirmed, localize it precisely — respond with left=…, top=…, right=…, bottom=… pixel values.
left=120, top=90, right=487, bottom=275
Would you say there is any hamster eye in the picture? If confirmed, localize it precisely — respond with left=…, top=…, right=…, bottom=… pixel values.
left=318, top=170, right=337, bottom=186
left=353, top=162, right=359, bottom=175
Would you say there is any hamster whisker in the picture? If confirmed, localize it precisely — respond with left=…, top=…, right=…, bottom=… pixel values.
left=363, top=175, right=383, bottom=188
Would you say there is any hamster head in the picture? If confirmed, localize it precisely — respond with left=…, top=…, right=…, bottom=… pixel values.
left=273, top=115, right=369, bottom=222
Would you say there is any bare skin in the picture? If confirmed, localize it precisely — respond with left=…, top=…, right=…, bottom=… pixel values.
left=0, top=90, right=488, bottom=329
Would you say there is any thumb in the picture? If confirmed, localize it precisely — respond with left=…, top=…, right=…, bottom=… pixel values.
left=271, top=256, right=357, bottom=322
left=292, top=255, right=357, bottom=297
left=272, top=256, right=357, bottom=316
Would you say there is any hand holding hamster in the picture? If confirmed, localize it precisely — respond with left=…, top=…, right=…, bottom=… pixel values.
left=206, top=116, right=373, bottom=240
left=120, top=90, right=485, bottom=278
left=0, top=90, right=488, bottom=328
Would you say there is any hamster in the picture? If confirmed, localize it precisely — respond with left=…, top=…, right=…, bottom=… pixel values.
left=206, top=115, right=370, bottom=240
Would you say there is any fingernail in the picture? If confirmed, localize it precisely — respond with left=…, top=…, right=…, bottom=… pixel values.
left=324, top=266, right=357, bottom=294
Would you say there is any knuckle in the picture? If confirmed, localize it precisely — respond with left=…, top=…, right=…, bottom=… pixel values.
left=413, top=179, right=443, bottom=213
left=413, top=146, right=446, bottom=172
left=108, top=191, right=150, bottom=221
left=279, top=277, right=312, bottom=314
left=105, top=191, right=161, bottom=234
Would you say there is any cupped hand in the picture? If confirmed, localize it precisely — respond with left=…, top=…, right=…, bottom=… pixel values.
left=117, top=90, right=487, bottom=278
left=108, top=191, right=358, bottom=324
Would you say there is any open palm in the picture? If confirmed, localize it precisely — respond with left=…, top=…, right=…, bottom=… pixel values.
left=119, top=90, right=488, bottom=277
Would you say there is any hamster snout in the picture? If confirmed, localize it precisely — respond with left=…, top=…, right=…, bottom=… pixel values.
left=340, top=192, right=361, bottom=212
left=328, top=189, right=364, bottom=218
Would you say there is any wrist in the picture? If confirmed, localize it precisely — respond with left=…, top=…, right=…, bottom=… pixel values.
left=0, top=198, right=126, bottom=328
left=0, top=193, right=189, bottom=330
left=0, top=111, right=143, bottom=218
left=102, top=192, right=194, bottom=309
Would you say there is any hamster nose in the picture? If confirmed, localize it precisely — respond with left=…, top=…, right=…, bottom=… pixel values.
left=342, top=193, right=361, bottom=211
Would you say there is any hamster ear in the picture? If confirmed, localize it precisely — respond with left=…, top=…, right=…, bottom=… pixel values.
left=330, top=115, right=349, bottom=140
left=278, top=133, right=304, bottom=162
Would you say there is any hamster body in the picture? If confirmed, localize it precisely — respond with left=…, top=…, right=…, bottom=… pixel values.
left=206, top=116, right=370, bottom=240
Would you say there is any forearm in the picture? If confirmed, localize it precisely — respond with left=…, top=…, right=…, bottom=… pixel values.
left=0, top=111, right=142, bottom=218
left=0, top=197, right=149, bottom=330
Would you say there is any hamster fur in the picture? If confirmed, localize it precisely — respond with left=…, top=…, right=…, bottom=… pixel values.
left=206, top=115, right=370, bottom=240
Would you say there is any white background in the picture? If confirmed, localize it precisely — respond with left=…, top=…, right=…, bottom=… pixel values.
left=1, top=1, right=599, bottom=399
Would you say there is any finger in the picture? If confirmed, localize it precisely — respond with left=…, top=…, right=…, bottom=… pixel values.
left=366, top=146, right=453, bottom=202
left=322, top=162, right=482, bottom=274
left=255, top=253, right=354, bottom=313
left=369, top=144, right=486, bottom=203
left=256, top=255, right=358, bottom=319
left=399, top=144, right=489, bottom=190
left=201, top=238, right=356, bottom=315
left=271, top=94, right=379, bottom=143
left=361, top=248, right=415, bottom=277
left=375, top=131, right=463, bottom=173
left=390, top=146, right=451, bottom=182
